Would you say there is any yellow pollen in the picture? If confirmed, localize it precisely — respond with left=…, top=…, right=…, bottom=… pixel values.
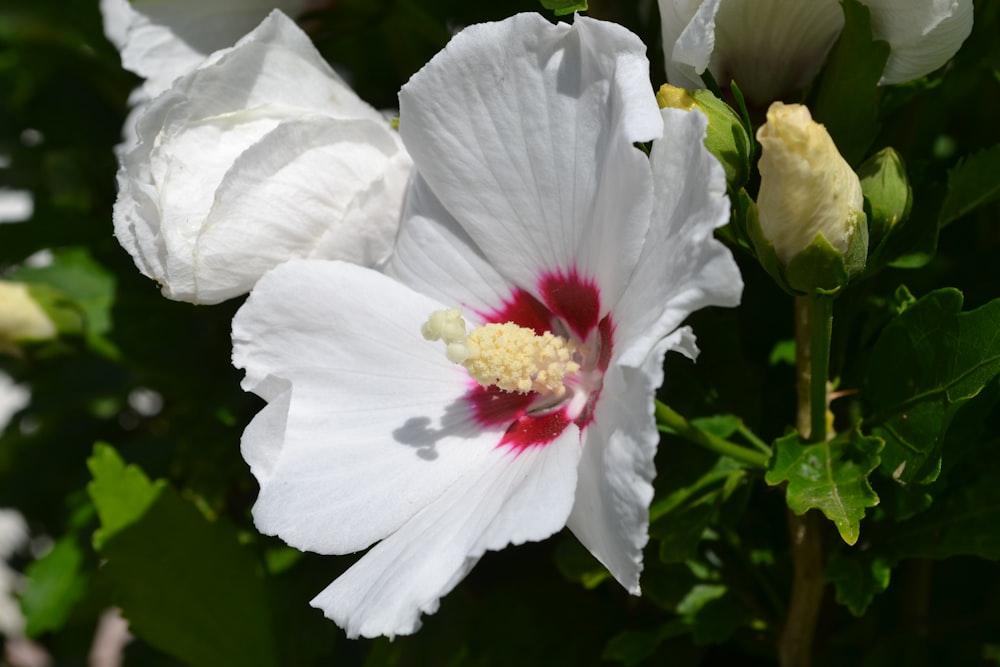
left=422, top=309, right=580, bottom=397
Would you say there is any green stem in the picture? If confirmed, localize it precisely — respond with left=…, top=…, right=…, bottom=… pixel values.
left=737, top=421, right=772, bottom=454
left=654, top=401, right=769, bottom=469
left=809, top=294, right=834, bottom=443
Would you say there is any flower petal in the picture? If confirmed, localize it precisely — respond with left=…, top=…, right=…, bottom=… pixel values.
left=311, top=428, right=581, bottom=638
left=114, top=10, right=394, bottom=303
left=660, top=0, right=843, bottom=105
left=661, top=0, right=723, bottom=89
left=191, top=118, right=411, bottom=303
left=386, top=174, right=515, bottom=322
left=614, top=108, right=741, bottom=369
left=234, top=260, right=517, bottom=555
left=568, top=335, right=671, bottom=592
left=863, top=0, right=974, bottom=84
left=398, top=13, right=662, bottom=312
left=101, top=0, right=314, bottom=100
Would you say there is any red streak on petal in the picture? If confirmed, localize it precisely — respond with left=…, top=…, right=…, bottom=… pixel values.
left=464, top=268, right=606, bottom=451
left=466, top=385, right=534, bottom=427
left=539, top=269, right=600, bottom=339
left=500, top=409, right=573, bottom=452
left=480, top=289, right=550, bottom=334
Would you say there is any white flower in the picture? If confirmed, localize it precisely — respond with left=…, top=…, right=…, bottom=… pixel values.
left=232, top=13, right=742, bottom=639
left=113, top=11, right=413, bottom=305
left=100, top=0, right=315, bottom=101
left=659, top=0, right=974, bottom=104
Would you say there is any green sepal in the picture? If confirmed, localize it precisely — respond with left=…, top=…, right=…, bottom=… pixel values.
left=784, top=233, right=851, bottom=295
left=657, top=85, right=751, bottom=193
left=746, top=196, right=795, bottom=295
left=747, top=199, right=868, bottom=295
left=858, top=147, right=913, bottom=258
left=765, top=425, right=884, bottom=545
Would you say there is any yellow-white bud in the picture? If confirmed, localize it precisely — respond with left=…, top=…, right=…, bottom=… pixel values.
left=0, top=281, right=56, bottom=344
left=756, top=102, right=865, bottom=266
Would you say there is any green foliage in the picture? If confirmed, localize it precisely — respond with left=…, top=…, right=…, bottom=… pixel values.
left=867, top=289, right=1000, bottom=485
left=810, top=0, right=890, bottom=164
left=539, top=0, right=588, bottom=17
left=765, top=427, right=883, bottom=545
left=87, top=444, right=279, bottom=667
left=939, top=142, right=1000, bottom=226
left=825, top=548, right=891, bottom=616
left=19, top=535, right=89, bottom=637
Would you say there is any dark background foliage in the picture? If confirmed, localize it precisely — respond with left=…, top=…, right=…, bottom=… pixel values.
left=0, top=0, right=998, bottom=665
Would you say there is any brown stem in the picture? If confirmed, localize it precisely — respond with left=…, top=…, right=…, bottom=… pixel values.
left=779, top=510, right=826, bottom=667
left=778, top=296, right=829, bottom=667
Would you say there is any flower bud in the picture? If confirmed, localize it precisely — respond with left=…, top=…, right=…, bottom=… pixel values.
left=752, top=102, right=867, bottom=294
left=0, top=281, right=57, bottom=346
left=656, top=84, right=751, bottom=192
left=857, top=147, right=912, bottom=250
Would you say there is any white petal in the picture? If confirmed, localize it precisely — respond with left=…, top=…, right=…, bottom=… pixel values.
left=100, top=0, right=132, bottom=50
left=568, top=337, right=670, bottom=592
left=114, top=11, right=392, bottom=304
left=311, top=429, right=581, bottom=638
left=106, top=0, right=313, bottom=100
left=191, top=118, right=411, bottom=303
left=0, top=374, right=29, bottom=434
left=614, top=108, right=741, bottom=369
left=398, top=13, right=662, bottom=312
left=661, top=0, right=723, bottom=89
left=661, top=0, right=843, bottom=105
left=863, top=0, right=974, bottom=84
left=234, top=260, right=507, bottom=554
left=386, top=175, right=516, bottom=321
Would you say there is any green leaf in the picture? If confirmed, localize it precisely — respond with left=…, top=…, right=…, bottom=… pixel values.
left=539, top=0, right=587, bottom=16
left=603, top=622, right=687, bottom=666
left=939, top=143, right=1000, bottom=226
left=883, top=460, right=1000, bottom=560
left=87, top=444, right=278, bottom=667
left=553, top=535, right=610, bottom=589
left=9, top=247, right=118, bottom=357
left=10, top=248, right=115, bottom=336
left=809, top=0, right=890, bottom=165
left=20, top=535, right=89, bottom=637
left=867, top=290, right=1000, bottom=485
left=650, top=456, right=745, bottom=563
left=87, top=443, right=164, bottom=549
left=825, top=548, right=891, bottom=616
left=765, top=427, right=883, bottom=545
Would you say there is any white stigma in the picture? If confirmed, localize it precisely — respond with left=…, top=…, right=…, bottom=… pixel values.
left=422, top=309, right=580, bottom=397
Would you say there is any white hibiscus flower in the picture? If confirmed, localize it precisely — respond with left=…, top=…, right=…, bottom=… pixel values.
left=100, top=0, right=316, bottom=101
left=232, top=13, right=742, bottom=639
left=659, top=0, right=974, bottom=105
left=113, top=11, right=412, bottom=304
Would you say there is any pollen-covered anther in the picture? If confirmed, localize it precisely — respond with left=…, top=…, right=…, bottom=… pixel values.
left=422, top=309, right=580, bottom=396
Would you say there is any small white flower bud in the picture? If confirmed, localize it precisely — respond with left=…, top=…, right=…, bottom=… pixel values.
left=756, top=102, right=865, bottom=267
